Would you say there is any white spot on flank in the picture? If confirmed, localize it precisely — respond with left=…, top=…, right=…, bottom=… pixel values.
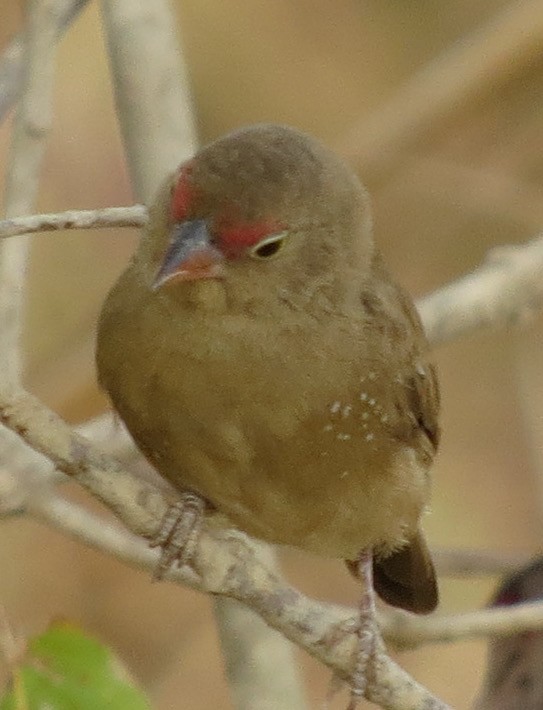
left=340, top=470, right=349, bottom=479
left=330, top=401, right=341, bottom=414
left=360, top=392, right=368, bottom=401
left=365, top=433, right=375, bottom=442
left=381, top=414, right=389, bottom=423
left=336, top=433, right=351, bottom=441
left=342, top=404, right=352, bottom=418
left=368, top=398, right=376, bottom=407
left=361, top=412, right=369, bottom=420
left=416, top=364, right=426, bottom=377
left=368, top=371, right=377, bottom=381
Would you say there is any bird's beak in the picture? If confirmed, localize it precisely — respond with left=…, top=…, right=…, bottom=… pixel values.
left=152, top=219, right=225, bottom=290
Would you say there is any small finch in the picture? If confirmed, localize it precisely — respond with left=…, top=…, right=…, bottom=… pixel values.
left=476, top=557, right=543, bottom=710
left=96, top=124, right=439, bottom=702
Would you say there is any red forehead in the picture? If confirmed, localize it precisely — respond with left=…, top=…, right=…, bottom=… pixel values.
left=169, top=162, right=284, bottom=259
left=170, top=162, right=197, bottom=222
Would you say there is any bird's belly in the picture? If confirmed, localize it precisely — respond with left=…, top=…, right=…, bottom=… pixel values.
left=146, top=406, right=429, bottom=560
left=222, top=440, right=428, bottom=559
left=118, top=326, right=431, bottom=560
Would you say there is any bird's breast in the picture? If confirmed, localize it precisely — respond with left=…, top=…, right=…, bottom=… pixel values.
left=99, top=283, right=431, bottom=558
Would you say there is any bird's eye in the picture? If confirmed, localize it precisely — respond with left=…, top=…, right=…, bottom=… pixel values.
left=249, top=231, right=289, bottom=259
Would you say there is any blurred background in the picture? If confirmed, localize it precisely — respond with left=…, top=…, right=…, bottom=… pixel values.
left=1, top=0, right=543, bottom=707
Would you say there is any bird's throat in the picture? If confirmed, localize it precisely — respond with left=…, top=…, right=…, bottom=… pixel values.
left=171, top=278, right=228, bottom=314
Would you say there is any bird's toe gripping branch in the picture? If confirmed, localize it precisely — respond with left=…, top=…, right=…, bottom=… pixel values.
left=150, top=490, right=207, bottom=579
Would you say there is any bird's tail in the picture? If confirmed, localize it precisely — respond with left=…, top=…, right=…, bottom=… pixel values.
left=373, top=529, right=438, bottom=614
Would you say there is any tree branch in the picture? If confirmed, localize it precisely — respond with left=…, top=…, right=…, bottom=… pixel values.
left=418, top=234, right=543, bottom=347
left=0, top=0, right=90, bottom=124
left=0, top=206, right=147, bottom=239
left=0, top=389, right=450, bottom=709
left=100, top=0, right=197, bottom=203
left=1, top=0, right=66, bottom=385
left=380, top=600, right=543, bottom=650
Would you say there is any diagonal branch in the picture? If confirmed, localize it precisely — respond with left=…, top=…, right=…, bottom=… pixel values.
left=418, top=235, right=543, bottom=347
left=0, top=390, right=449, bottom=709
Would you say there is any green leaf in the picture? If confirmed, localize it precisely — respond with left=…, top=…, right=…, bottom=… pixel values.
left=0, top=621, right=151, bottom=710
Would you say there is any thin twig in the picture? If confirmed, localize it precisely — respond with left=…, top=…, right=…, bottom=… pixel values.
left=380, top=600, right=543, bottom=650
left=0, top=206, right=147, bottom=239
left=0, top=0, right=90, bottom=124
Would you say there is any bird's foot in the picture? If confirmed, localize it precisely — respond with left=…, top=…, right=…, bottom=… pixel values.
left=346, top=549, right=378, bottom=710
left=150, top=491, right=206, bottom=580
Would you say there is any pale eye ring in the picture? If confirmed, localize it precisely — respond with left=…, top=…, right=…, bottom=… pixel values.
left=250, top=231, right=289, bottom=259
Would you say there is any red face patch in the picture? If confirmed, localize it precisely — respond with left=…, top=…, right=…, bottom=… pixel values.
left=215, top=219, right=285, bottom=259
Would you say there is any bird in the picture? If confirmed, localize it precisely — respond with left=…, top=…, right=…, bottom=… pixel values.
left=96, top=123, right=439, bottom=703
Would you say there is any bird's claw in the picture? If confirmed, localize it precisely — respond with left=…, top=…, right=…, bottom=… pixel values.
left=150, top=491, right=206, bottom=580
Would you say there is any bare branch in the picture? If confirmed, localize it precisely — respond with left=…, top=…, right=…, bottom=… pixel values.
left=100, top=0, right=197, bottom=202
left=0, top=0, right=66, bottom=386
left=380, top=601, right=543, bottom=649
left=0, top=388, right=450, bottom=709
left=418, top=233, right=543, bottom=347
left=0, top=206, right=147, bottom=239
left=0, top=0, right=89, bottom=124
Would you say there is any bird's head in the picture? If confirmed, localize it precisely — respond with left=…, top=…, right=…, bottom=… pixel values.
left=140, top=124, right=374, bottom=310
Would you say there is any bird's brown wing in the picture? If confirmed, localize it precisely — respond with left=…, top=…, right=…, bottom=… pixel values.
left=349, top=281, right=440, bottom=613
left=372, top=317, right=440, bottom=613
left=405, top=359, right=440, bottom=451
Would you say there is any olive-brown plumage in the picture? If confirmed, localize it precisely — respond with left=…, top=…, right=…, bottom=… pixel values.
left=97, top=124, right=439, bottom=614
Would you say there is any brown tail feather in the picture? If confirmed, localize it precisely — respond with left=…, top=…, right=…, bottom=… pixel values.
left=347, top=529, right=438, bottom=614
